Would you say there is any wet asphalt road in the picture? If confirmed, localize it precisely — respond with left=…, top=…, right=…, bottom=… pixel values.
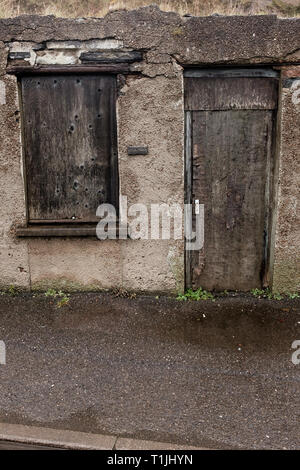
left=0, top=293, right=299, bottom=450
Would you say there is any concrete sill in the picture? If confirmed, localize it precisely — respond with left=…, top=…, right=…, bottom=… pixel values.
left=16, top=225, right=127, bottom=238
left=0, top=422, right=204, bottom=450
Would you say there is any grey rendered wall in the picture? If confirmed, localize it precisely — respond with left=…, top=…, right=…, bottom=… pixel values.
left=0, top=6, right=299, bottom=293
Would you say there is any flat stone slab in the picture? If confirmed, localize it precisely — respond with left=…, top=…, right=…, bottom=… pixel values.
left=0, top=422, right=116, bottom=450
left=115, top=437, right=204, bottom=450
left=0, top=422, right=207, bottom=450
left=0, top=440, right=58, bottom=450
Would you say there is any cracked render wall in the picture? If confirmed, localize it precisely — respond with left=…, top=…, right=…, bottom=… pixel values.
left=0, top=41, right=30, bottom=288
left=272, top=67, right=300, bottom=292
left=0, top=6, right=299, bottom=293
left=27, top=64, right=185, bottom=294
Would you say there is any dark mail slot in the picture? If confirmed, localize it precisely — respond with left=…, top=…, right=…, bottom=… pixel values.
left=127, top=146, right=148, bottom=156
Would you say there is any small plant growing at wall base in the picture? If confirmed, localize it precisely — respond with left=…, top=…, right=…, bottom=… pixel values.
left=7, top=285, right=18, bottom=296
left=45, top=288, right=58, bottom=298
left=177, top=287, right=215, bottom=301
left=251, top=288, right=283, bottom=300
left=45, top=288, right=70, bottom=307
left=0, top=285, right=18, bottom=296
left=221, top=289, right=229, bottom=297
left=56, top=293, right=70, bottom=308
left=287, top=292, right=300, bottom=299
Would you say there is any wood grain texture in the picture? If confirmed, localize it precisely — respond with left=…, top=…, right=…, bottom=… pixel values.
left=80, top=51, right=143, bottom=63
left=21, top=74, right=118, bottom=222
left=184, top=68, right=279, bottom=78
left=184, top=77, right=278, bottom=111
left=16, top=224, right=127, bottom=237
left=8, top=64, right=129, bottom=74
left=190, top=109, right=275, bottom=291
left=184, top=111, right=192, bottom=289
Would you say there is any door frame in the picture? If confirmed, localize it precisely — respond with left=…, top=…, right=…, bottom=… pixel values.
left=183, top=67, right=279, bottom=291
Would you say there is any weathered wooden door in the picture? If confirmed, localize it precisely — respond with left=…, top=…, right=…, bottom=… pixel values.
left=184, top=69, right=278, bottom=291
left=21, top=74, right=118, bottom=223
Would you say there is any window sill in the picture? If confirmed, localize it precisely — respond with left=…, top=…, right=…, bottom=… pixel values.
left=16, top=224, right=127, bottom=238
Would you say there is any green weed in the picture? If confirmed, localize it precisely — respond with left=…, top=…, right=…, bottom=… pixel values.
left=251, top=288, right=283, bottom=300
left=287, top=292, right=300, bottom=299
left=177, top=287, right=215, bottom=301
left=7, top=285, right=17, bottom=296
left=45, top=288, right=70, bottom=307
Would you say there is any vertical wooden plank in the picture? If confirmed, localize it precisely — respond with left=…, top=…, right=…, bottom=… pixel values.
left=109, top=75, right=119, bottom=215
left=184, top=111, right=192, bottom=289
left=184, top=77, right=278, bottom=111
left=191, top=109, right=274, bottom=291
left=17, top=78, right=30, bottom=225
left=262, top=111, right=277, bottom=287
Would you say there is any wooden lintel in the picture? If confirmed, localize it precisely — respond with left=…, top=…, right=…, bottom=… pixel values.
left=6, top=63, right=130, bottom=75
left=16, top=225, right=98, bottom=237
left=16, top=224, right=128, bottom=238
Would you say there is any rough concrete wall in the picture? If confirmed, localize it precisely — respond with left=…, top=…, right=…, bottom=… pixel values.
left=28, top=238, right=122, bottom=291
left=27, top=62, right=185, bottom=294
left=0, top=7, right=299, bottom=293
left=0, top=6, right=300, bottom=65
left=272, top=67, right=300, bottom=292
left=0, top=38, right=126, bottom=293
left=0, top=42, right=30, bottom=289
left=0, top=14, right=186, bottom=294
left=117, top=61, right=185, bottom=293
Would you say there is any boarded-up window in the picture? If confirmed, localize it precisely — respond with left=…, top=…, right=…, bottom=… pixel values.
left=20, top=74, right=118, bottom=223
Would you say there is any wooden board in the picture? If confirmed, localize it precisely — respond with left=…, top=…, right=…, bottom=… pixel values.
left=189, top=109, right=275, bottom=291
left=185, top=72, right=278, bottom=291
left=184, top=77, right=278, bottom=110
left=80, top=51, right=143, bottom=63
left=184, top=68, right=279, bottom=78
left=21, top=74, right=118, bottom=222
left=8, top=64, right=129, bottom=74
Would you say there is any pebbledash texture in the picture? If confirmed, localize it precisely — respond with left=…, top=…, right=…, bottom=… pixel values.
left=0, top=5, right=299, bottom=293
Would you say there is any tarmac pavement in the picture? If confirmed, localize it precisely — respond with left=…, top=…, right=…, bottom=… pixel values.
left=0, top=292, right=299, bottom=450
